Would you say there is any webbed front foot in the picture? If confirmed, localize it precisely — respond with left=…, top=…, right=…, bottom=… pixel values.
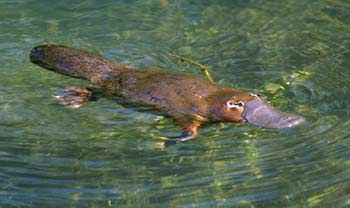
left=164, top=132, right=197, bottom=147
left=55, top=86, right=92, bottom=108
left=169, top=132, right=197, bottom=141
left=163, top=122, right=200, bottom=147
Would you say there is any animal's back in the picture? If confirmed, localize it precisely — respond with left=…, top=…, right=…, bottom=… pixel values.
left=117, top=68, right=219, bottom=119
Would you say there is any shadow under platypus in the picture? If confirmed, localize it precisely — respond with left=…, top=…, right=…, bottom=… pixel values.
left=29, top=44, right=305, bottom=143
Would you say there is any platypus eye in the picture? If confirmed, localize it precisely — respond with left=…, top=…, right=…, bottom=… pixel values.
left=227, top=101, right=244, bottom=109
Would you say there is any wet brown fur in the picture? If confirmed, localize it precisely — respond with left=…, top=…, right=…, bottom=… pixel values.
left=30, top=44, right=260, bottom=137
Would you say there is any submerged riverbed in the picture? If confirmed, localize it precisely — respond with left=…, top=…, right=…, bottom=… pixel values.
left=1, top=0, right=350, bottom=207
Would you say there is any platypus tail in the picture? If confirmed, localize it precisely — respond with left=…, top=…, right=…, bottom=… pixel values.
left=29, top=44, right=124, bottom=81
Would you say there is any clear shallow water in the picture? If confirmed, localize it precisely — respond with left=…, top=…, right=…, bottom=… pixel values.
left=1, top=0, right=350, bottom=207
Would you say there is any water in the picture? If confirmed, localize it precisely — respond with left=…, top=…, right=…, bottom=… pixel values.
left=1, top=0, right=350, bottom=207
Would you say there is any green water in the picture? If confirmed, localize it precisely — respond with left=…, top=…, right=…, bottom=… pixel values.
left=1, top=0, right=350, bottom=207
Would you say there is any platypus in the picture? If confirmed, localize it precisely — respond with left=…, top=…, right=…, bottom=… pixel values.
left=29, top=44, right=305, bottom=142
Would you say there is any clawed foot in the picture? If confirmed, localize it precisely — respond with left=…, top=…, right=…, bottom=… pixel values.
left=163, top=121, right=200, bottom=147
left=169, top=132, right=196, bottom=142
left=163, top=132, right=197, bottom=147
left=55, top=86, right=92, bottom=108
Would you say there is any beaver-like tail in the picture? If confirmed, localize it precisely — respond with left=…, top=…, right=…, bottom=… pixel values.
left=29, top=44, right=124, bottom=81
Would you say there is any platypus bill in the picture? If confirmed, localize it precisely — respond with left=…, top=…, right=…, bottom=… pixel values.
left=29, top=44, right=305, bottom=143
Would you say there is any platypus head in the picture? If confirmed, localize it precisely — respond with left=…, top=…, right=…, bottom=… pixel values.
left=209, top=90, right=305, bottom=129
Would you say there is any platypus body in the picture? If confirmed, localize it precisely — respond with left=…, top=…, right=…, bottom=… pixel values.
left=29, top=44, right=305, bottom=142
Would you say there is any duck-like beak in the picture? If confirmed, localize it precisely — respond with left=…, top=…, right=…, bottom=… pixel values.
left=242, top=98, right=305, bottom=129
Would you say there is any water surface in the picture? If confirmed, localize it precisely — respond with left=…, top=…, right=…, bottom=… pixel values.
left=1, top=0, right=350, bottom=207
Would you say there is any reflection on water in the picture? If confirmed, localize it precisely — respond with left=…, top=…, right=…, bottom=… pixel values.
left=1, top=0, right=350, bottom=207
